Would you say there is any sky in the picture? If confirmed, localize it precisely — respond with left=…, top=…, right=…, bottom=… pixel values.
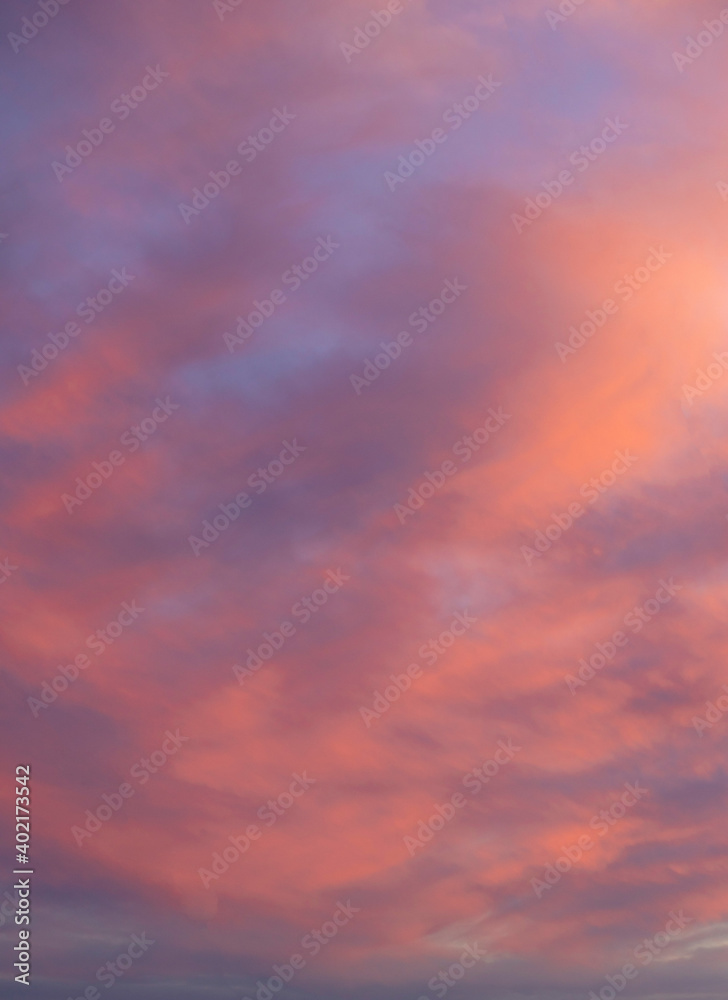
left=2, top=0, right=728, bottom=998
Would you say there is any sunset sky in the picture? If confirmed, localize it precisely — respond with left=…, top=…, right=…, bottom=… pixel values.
left=2, top=1, right=728, bottom=998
